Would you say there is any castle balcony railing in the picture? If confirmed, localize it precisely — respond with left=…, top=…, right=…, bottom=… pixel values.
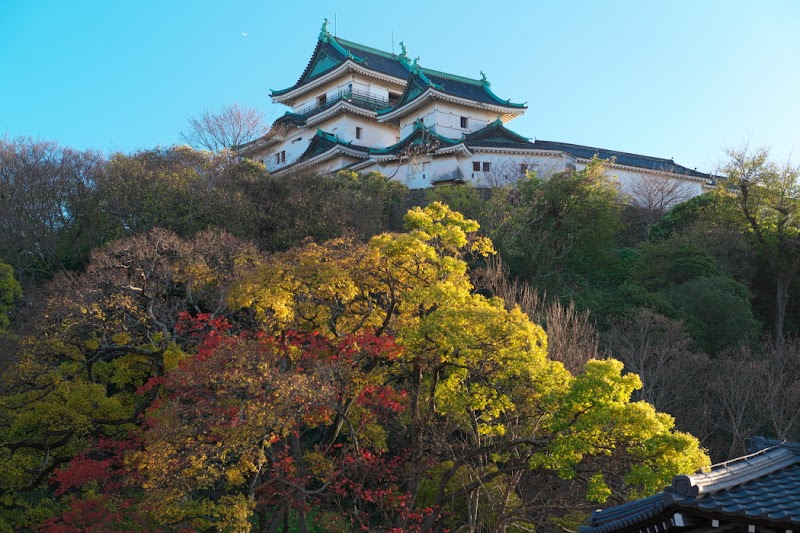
left=296, top=89, right=397, bottom=119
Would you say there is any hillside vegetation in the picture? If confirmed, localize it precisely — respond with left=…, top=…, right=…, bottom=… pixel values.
left=0, top=137, right=797, bottom=532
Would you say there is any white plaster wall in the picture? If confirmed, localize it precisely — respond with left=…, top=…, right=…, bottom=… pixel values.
left=313, top=113, right=398, bottom=147
left=431, top=102, right=496, bottom=138
left=397, top=101, right=501, bottom=140
left=461, top=152, right=569, bottom=186
left=398, top=102, right=437, bottom=139
left=575, top=162, right=705, bottom=206
left=261, top=125, right=315, bottom=172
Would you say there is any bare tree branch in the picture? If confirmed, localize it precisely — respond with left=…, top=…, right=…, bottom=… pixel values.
left=181, top=103, right=268, bottom=153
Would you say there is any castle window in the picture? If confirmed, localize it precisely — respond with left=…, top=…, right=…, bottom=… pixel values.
left=356, top=127, right=362, bottom=140
left=460, top=116, right=469, bottom=129
left=275, top=150, right=286, bottom=165
left=317, top=94, right=327, bottom=106
left=473, top=162, right=481, bottom=172
left=482, top=162, right=491, bottom=172
left=520, top=163, right=529, bottom=175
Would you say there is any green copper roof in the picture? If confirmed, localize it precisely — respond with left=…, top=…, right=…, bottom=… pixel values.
left=276, top=128, right=370, bottom=172
left=369, top=120, right=459, bottom=156
left=463, top=120, right=536, bottom=149
left=271, top=23, right=526, bottom=110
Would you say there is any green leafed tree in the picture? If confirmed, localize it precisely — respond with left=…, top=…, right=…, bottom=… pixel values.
left=490, top=158, right=623, bottom=298
left=720, top=146, right=800, bottom=341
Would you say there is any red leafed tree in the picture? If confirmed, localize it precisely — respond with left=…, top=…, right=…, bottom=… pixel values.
left=43, top=439, right=155, bottom=533
left=132, top=314, right=417, bottom=532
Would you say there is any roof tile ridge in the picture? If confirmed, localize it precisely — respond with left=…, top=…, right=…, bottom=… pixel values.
left=533, top=139, right=595, bottom=149
left=421, top=67, right=483, bottom=85
left=534, top=140, right=679, bottom=164
left=333, top=37, right=397, bottom=60
left=668, top=446, right=797, bottom=497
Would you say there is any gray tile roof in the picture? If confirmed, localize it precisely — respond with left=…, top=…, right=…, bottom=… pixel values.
left=531, top=140, right=713, bottom=180
left=580, top=439, right=800, bottom=533
left=584, top=494, right=670, bottom=533
left=687, top=463, right=800, bottom=522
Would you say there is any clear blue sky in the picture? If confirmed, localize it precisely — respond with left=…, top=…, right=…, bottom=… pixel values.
left=2, top=1, right=798, bottom=174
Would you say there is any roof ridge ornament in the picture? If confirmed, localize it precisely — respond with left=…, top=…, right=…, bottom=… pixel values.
left=319, top=18, right=330, bottom=41
left=411, top=57, right=444, bottom=90
left=480, top=70, right=490, bottom=87
left=318, top=18, right=364, bottom=62
left=397, top=41, right=412, bottom=70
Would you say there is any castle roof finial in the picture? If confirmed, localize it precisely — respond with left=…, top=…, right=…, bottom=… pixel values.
left=319, top=18, right=330, bottom=41
left=480, top=70, right=490, bottom=87
left=399, top=41, right=408, bottom=60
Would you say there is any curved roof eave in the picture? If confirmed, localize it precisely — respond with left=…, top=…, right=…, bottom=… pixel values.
left=272, top=60, right=408, bottom=104
left=273, top=145, right=369, bottom=176
left=377, top=88, right=526, bottom=124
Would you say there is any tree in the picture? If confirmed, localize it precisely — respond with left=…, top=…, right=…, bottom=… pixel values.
left=95, top=146, right=220, bottom=239
left=626, top=172, right=695, bottom=230
left=181, top=103, right=268, bottom=153
left=0, top=137, right=104, bottom=280
left=0, top=205, right=709, bottom=531
left=472, top=256, right=600, bottom=375
left=0, top=263, right=21, bottom=332
left=666, top=276, right=760, bottom=354
left=720, top=146, right=800, bottom=341
left=0, top=229, right=260, bottom=529
left=219, top=202, right=707, bottom=531
left=490, top=158, right=624, bottom=297
left=605, top=309, right=707, bottom=412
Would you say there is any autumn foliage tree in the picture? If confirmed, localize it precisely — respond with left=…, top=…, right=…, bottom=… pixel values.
left=0, top=204, right=708, bottom=532
left=0, top=228, right=260, bottom=529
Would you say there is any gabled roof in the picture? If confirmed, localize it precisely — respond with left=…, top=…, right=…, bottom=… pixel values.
left=423, top=69, right=526, bottom=109
left=369, top=119, right=460, bottom=158
left=581, top=438, right=800, bottom=533
left=272, top=21, right=524, bottom=116
left=377, top=62, right=526, bottom=122
left=273, top=129, right=370, bottom=175
left=271, top=22, right=412, bottom=98
left=530, top=140, right=712, bottom=180
left=464, top=119, right=537, bottom=150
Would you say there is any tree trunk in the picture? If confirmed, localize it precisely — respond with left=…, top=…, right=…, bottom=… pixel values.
left=290, top=432, right=309, bottom=533
left=775, top=276, right=789, bottom=344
